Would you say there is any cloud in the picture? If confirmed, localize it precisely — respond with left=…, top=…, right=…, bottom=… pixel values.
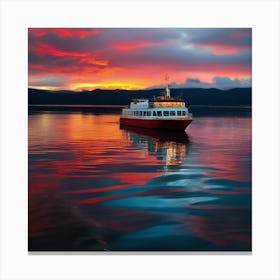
left=182, top=28, right=252, bottom=55
left=29, top=28, right=99, bottom=39
left=147, top=76, right=252, bottom=90
left=212, top=76, right=252, bottom=89
left=28, top=28, right=252, bottom=90
left=35, top=43, right=89, bottom=57
left=29, top=75, right=70, bottom=89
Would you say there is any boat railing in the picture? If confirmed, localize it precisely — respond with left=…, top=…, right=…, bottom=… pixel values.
left=121, top=114, right=193, bottom=119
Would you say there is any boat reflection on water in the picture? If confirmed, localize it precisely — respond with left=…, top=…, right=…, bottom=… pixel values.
left=120, top=124, right=190, bottom=171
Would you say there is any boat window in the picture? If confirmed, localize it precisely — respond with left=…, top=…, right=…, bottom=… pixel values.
left=177, top=111, right=182, bottom=116
left=153, top=111, right=157, bottom=116
left=170, top=111, right=176, bottom=116
left=140, top=111, right=143, bottom=116
left=182, top=111, right=186, bottom=116
left=147, top=111, right=151, bottom=116
left=163, top=111, right=169, bottom=116
left=157, top=111, right=162, bottom=116
left=143, top=111, right=147, bottom=116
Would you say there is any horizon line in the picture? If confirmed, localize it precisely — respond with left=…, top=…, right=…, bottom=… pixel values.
left=28, top=86, right=252, bottom=92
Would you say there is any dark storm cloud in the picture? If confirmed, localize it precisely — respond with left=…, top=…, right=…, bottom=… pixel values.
left=147, top=76, right=252, bottom=89
left=182, top=28, right=252, bottom=50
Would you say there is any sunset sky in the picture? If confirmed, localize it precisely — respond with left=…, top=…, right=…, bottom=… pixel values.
left=28, top=28, right=252, bottom=91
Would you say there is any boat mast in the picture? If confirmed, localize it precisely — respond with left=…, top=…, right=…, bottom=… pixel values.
left=165, top=74, right=170, bottom=98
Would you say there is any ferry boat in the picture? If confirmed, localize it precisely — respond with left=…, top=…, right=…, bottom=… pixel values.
left=120, top=76, right=192, bottom=130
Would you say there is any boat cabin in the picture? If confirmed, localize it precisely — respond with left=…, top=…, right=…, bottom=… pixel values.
left=130, top=99, right=149, bottom=109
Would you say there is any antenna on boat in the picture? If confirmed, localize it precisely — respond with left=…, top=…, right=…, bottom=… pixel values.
left=165, top=74, right=170, bottom=98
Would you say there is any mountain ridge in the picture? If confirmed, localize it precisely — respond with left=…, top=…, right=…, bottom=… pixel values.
left=28, top=87, right=251, bottom=106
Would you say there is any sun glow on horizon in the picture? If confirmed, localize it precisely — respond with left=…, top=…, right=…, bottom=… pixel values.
left=68, top=81, right=146, bottom=91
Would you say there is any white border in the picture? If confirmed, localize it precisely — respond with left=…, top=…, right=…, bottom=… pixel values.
left=1, top=0, right=279, bottom=280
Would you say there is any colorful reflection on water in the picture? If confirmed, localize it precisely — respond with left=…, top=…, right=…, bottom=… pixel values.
left=28, top=111, right=251, bottom=251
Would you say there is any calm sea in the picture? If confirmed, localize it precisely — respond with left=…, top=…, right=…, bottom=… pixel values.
left=28, top=109, right=251, bottom=251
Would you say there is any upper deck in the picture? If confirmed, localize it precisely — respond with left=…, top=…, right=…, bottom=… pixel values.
left=128, top=98, right=186, bottom=109
left=153, top=97, right=185, bottom=108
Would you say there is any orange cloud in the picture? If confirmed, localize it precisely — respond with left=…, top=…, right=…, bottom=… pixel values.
left=194, top=42, right=250, bottom=55
left=29, top=28, right=99, bottom=38
left=79, top=56, right=109, bottom=66
left=53, top=28, right=99, bottom=38
left=113, top=40, right=159, bottom=50
left=36, top=43, right=88, bottom=57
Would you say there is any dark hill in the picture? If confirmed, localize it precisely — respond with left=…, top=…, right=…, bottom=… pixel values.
left=28, top=87, right=251, bottom=106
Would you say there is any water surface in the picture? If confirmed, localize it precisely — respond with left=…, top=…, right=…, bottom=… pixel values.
left=28, top=110, right=251, bottom=251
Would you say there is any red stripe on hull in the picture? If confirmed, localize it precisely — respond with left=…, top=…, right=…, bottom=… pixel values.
left=120, top=117, right=192, bottom=130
